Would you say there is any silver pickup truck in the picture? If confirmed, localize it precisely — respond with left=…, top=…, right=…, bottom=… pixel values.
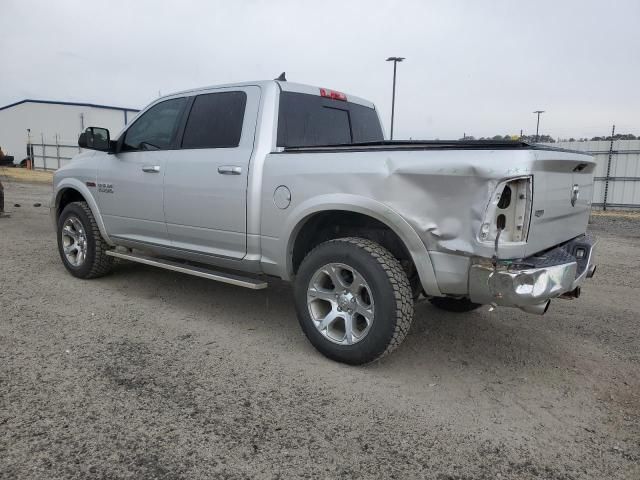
left=52, top=79, right=597, bottom=364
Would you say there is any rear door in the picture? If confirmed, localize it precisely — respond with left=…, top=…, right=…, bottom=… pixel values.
left=97, top=97, right=187, bottom=245
left=163, top=86, right=260, bottom=259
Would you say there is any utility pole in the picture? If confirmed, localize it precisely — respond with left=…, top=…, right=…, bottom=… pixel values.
left=533, top=110, right=545, bottom=142
left=386, top=57, right=405, bottom=140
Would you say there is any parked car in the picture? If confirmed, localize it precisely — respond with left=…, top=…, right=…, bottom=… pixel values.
left=0, top=155, right=14, bottom=166
left=51, top=79, right=597, bottom=364
left=0, top=146, right=14, bottom=166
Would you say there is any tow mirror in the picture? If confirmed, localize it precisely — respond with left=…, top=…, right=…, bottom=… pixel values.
left=78, top=127, right=113, bottom=152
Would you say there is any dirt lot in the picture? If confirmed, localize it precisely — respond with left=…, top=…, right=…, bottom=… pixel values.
left=1, top=179, right=638, bottom=480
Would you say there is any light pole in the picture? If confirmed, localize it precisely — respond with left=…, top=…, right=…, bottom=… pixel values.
left=533, top=110, right=545, bottom=142
left=386, top=56, right=405, bottom=140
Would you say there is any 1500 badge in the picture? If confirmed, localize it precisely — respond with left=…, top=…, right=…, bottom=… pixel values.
left=98, top=183, right=114, bottom=194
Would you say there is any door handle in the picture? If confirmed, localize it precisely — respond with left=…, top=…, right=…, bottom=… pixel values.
left=218, top=165, right=242, bottom=175
left=142, top=165, right=160, bottom=173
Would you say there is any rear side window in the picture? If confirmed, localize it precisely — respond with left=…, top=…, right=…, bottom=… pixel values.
left=123, top=97, right=187, bottom=151
left=181, top=91, right=247, bottom=149
left=277, top=92, right=383, bottom=147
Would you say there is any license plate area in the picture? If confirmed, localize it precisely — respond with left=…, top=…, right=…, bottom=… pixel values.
left=506, top=234, right=595, bottom=279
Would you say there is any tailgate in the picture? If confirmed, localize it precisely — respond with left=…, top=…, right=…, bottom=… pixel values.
left=525, top=151, right=595, bottom=256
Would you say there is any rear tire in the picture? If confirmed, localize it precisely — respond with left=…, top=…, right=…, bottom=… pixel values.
left=57, top=201, right=113, bottom=279
left=429, top=296, right=482, bottom=313
left=294, top=237, right=413, bottom=365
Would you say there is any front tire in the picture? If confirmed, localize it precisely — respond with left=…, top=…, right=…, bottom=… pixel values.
left=57, top=201, right=113, bottom=279
left=294, top=237, right=413, bottom=365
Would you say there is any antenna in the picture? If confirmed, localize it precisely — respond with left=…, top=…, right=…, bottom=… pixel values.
left=275, top=72, right=286, bottom=81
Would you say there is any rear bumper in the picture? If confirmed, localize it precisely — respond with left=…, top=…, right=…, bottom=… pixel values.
left=469, top=234, right=596, bottom=311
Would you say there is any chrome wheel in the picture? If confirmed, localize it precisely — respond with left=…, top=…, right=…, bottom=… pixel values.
left=61, top=216, right=88, bottom=267
left=307, top=262, right=375, bottom=345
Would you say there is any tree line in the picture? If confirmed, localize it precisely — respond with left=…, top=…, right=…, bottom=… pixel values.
left=458, top=133, right=638, bottom=143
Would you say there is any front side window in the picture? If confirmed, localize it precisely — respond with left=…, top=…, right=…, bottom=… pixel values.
left=181, top=91, right=247, bottom=149
left=122, top=97, right=187, bottom=151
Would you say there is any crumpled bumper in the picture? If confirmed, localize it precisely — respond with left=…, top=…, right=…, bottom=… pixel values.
left=469, top=234, right=596, bottom=312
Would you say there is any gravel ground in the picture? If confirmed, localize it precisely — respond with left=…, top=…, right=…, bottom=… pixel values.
left=1, top=180, right=638, bottom=480
left=589, top=213, right=640, bottom=240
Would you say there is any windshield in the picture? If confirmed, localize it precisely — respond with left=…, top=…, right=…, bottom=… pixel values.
left=277, top=92, right=383, bottom=147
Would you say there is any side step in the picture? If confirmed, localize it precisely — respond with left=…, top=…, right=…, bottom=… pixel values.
left=106, top=250, right=268, bottom=290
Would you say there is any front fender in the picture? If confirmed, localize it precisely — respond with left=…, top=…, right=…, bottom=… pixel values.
left=52, top=178, right=114, bottom=246
left=282, top=193, right=442, bottom=296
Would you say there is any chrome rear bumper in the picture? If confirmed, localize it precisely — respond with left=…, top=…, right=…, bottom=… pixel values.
left=469, top=234, right=596, bottom=313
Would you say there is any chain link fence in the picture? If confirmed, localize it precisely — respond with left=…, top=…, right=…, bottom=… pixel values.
left=25, top=134, right=81, bottom=170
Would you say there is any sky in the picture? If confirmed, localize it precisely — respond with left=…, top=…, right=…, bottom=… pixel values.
left=1, top=0, right=638, bottom=140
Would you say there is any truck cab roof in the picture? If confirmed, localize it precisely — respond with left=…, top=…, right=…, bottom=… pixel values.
left=162, top=80, right=377, bottom=110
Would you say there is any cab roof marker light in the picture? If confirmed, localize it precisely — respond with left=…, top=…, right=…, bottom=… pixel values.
left=319, top=88, right=347, bottom=101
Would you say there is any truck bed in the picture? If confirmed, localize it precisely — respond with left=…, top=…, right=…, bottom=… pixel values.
left=265, top=141, right=595, bottom=261
left=282, top=140, right=588, bottom=155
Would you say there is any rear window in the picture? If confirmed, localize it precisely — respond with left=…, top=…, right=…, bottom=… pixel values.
left=277, top=92, right=383, bottom=147
left=181, top=91, right=246, bottom=149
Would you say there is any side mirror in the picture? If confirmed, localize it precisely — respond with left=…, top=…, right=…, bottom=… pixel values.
left=78, top=127, right=113, bottom=152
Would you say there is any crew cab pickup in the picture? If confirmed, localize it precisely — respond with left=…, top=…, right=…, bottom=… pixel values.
left=51, top=79, right=597, bottom=364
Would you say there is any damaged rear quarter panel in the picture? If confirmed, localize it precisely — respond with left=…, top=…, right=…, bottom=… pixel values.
left=260, top=149, right=538, bottom=280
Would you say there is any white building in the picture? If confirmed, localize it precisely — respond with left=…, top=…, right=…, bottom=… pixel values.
left=0, top=99, right=139, bottom=168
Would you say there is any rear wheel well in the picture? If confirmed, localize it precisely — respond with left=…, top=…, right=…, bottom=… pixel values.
left=56, top=188, right=86, bottom=219
left=291, top=211, right=419, bottom=295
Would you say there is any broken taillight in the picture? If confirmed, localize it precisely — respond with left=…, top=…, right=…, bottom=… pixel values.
left=479, top=176, right=533, bottom=244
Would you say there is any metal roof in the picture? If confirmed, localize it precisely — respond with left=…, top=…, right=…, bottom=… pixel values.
left=0, top=99, right=140, bottom=112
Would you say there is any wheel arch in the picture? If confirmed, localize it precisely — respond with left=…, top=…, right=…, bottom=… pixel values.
left=53, top=179, right=114, bottom=246
left=282, top=194, right=442, bottom=296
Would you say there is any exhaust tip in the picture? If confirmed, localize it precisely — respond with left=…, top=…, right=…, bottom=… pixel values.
left=587, top=265, right=597, bottom=278
left=560, top=286, right=582, bottom=300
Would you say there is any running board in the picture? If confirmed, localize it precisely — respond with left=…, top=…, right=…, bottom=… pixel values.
left=106, top=251, right=268, bottom=290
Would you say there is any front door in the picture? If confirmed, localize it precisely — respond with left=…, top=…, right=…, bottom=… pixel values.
left=97, top=97, right=187, bottom=246
left=163, top=87, right=259, bottom=259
